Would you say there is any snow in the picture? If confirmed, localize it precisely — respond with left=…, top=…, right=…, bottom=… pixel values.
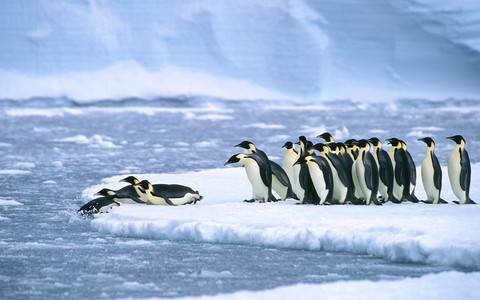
left=156, top=271, right=480, bottom=300
left=1, top=1, right=480, bottom=102
left=85, top=164, right=480, bottom=271
left=56, top=134, right=121, bottom=148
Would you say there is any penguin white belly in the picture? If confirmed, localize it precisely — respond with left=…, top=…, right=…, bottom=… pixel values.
left=355, top=159, right=372, bottom=203
left=307, top=161, right=329, bottom=204
left=421, top=156, right=439, bottom=202
left=147, top=194, right=169, bottom=205
left=272, top=176, right=287, bottom=200
left=169, top=193, right=202, bottom=205
left=448, top=153, right=466, bottom=203
left=98, top=202, right=120, bottom=213
left=351, top=159, right=363, bottom=200
left=292, top=163, right=303, bottom=200
left=373, top=154, right=387, bottom=199
left=244, top=160, right=269, bottom=202
left=330, top=165, right=348, bottom=204
left=389, top=153, right=404, bottom=201
left=283, top=153, right=296, bottom=190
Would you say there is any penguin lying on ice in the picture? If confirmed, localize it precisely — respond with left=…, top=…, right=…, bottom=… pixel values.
left=120, top=176, right=203, bottom=205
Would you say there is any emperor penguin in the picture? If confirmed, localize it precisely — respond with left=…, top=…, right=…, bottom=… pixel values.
left=282, top=141, right=298, bottom=195
left=78, top=195, right=120, bottom=216
left=400, top=140, right=419, bottom=203
left=345, top=139, right=359, bottom=160
left=295, top=136, right=319, bottom=204
left=235, top=141, right=288, bottom=201
left=137, top=180, right=203, bottom=205
left=294, top=155, right=334, bottom=205
left=317, top=132, right=335, bottom=144
left=446, top=135, right=476, bottom=204
left=120, top=176, right=202, bottom=205
left=368, top=137, right=394, bottom=203
left=387, top=138, right=410, bottom=203
left=94, top=186, right=146, bottom=204
left=225, top=153, right=273, bottom=203
left=418, top=137, right=446, bottom=204
left=313, top=143, right=355, bottom=204
left=353, top=140, right=381, bottom=205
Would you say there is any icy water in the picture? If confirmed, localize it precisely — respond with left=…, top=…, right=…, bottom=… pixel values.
left=1, top=98, right=479, bottom=299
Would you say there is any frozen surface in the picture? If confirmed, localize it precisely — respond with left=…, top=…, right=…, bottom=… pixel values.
left=86, top=165, right=480, bottom=270
left=1, top=1, right=480, bottom=101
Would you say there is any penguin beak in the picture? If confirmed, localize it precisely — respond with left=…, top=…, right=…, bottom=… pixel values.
left=293, top=157, right=304, bottom=166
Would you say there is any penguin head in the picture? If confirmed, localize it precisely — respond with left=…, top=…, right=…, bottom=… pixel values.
left=120, top=176, right=140, bottom=185
left=94, top=188, right=115, bottom=197
left=337, top=143, right=346, bottom=153
left=298, top=136, right=307, bottom=145
left=386, top=138, right=401, bottom=147
left=224, top=153, right=244, bottom=165
left=312, top=143, right=328, bottom=153
left=137, top=180, right=152, bottom=192
left=418, top=137, right=435, bottom=148
left=317, top=132, right=334, bottom=143
left=283, top=141, right=294, bottom=149
left=356, top=139, right=370, bottom=149
left=235, top=141, right=255, bottom=152
left=446, top=135, right=465, bottom=145
left=367, top=137, right=381, bottom=147
left=327, top=143, right=339, bottom=153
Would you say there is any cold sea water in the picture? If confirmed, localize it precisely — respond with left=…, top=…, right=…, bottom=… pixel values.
left=0, top=97, right=478, bottom=299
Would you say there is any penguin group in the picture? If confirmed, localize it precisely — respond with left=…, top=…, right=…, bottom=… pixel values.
left=225, top=134, right=475, bottom=205
left=78, top=176, right=203, bottom=216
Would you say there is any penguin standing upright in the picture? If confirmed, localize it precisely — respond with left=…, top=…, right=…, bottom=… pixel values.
left=387, top=138, right=410, bottom=203
left=282, top=142, right=298, bottom=199
left=313, top=143, right=354, bottom=204
left=368, top=137, right=394, bottom=203
left=446, top=135, right=476, bottom=204
left=401, top=140, right=419, bottom=203
left=353, top=140, right=381, bottom=205
left=235, top=141, right=289, bottom=201
left=418, top=137, right=446, bottom=204
left=294, top=155, right=334, bottom=205
left=296, top=136, right=320, bottom=204
left=225, top=153, right=273, bottom=203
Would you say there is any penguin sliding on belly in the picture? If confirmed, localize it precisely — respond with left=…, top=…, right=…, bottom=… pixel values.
left=225, top=153, right=274, bottom=203
left=120, top=176, right=202, bottom=205
left=418, top=137, right=447, bottom=204
left=137, top=180, right=203, bottom=205
left=77, top=195, right=120, bottom=216
left=94, top=186, right=147, bottom=204
left=446, top=135, right=476, bottom=204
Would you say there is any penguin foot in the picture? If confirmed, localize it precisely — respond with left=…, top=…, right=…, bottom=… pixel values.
left=243, top=199, right=256, bottom=203
left=407, top=195, right=419, bottom=203
left=421, top=200, right=433, bottom=204
left=391, top=198, right=402, bottom=204
left=453, top=201, right=460, bottom=205
left=372, top=198, right=383, bottom=206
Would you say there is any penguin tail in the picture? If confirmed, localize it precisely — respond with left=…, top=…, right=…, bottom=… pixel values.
left=421, top=200, right=433, bottom=204
left=372, top=197, right=383, bottom=206
left=438, top=198, right=448, bottom=204
left=467, top=198, right=476, bottom=204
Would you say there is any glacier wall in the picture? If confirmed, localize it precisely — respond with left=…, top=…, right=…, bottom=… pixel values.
left=0, top=0, right=479, bottom=102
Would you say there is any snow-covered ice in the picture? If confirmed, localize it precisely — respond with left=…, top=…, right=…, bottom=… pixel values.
left=85, top=164, right=480, bottom=270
